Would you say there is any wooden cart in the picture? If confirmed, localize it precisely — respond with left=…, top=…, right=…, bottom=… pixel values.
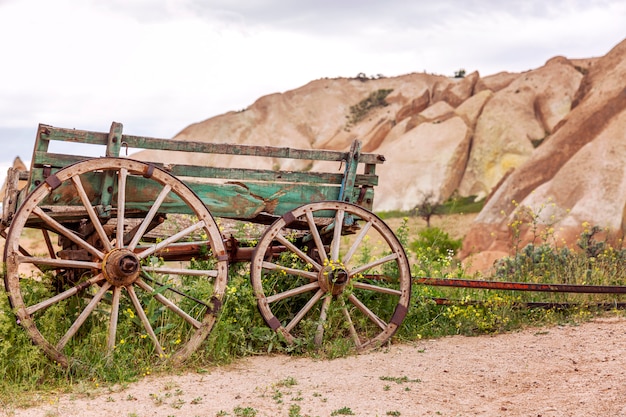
left=1, top=122, right=411, bottom=367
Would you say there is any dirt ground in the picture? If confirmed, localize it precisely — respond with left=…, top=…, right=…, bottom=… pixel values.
left=5, top=315, right=626, bottom=417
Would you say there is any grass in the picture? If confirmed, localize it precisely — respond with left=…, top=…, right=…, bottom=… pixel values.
left=1, top=210, right=625, bottom=410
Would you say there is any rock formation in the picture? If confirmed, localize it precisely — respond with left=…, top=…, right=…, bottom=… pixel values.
left=461, top=39, right=626, bottom=263
left=133, top=38, right=626, bottom=265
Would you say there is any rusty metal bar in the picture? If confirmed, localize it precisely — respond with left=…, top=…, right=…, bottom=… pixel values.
left=429, top=297, right=626, bottom=310
left=415, top=277, right=626, bottom=294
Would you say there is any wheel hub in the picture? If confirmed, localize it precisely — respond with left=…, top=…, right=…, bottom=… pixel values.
left=319, top=261, right=349, bottom=295
left=102, top=248, right=141, bottom=287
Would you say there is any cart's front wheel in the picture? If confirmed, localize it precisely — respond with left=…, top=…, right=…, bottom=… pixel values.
left=3, top=158, right=228, bottom=367
left=250, top=201, right=411, bottom=352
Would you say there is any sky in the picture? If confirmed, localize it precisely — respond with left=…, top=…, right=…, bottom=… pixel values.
left=0, top=0, right=625, bottom=187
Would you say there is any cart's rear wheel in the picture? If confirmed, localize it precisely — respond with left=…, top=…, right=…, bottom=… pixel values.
left=3, top=158, right=228, bottom=367
left=250, top=201, right=411, bottom=352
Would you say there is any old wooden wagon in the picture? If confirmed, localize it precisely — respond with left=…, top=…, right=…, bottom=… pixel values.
left=1, top=122, right=411, bottom=367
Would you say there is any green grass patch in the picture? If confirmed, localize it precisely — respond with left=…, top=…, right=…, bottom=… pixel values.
left=1, top=213, right=625, bottom=409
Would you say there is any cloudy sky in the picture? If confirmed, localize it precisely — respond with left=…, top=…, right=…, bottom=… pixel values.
left=0, top=0, right=624, bottom=184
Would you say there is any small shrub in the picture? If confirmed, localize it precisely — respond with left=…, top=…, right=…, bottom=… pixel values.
left=410, top=227, right=462, bottom=263
left=346, top=89, right=393, bottom=127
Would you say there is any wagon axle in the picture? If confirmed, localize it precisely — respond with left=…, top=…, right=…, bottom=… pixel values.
left=102, top=249, right=141, bottom=287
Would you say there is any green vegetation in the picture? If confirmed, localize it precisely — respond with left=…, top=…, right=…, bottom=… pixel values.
left=331, top=407, right=355, bottom=416
left=378, top=194, right=485, bottom=222
left=1, top=203, right=625, bottom=410
left=379, top=375, right=421, bottom=384
left=346, top=89, right=393, bottom=128
left=454, top=68, right=466, bottom=78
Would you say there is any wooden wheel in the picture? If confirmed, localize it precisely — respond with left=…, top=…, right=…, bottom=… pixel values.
left=250, top=201, right=411, bottom=352
left=3, top=158, right=228, bottom=367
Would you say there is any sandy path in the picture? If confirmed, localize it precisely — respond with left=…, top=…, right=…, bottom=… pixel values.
left=5, top=316, right=626, bottom=417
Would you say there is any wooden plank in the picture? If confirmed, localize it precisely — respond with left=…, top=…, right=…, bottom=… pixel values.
left=338, top=140, right=361, bottom=203
left=37, top=172, right=345, bottom=219
left=122, top=134, right=385, bottom=164
left=30, top=152, right=379, bottom=187
left=32, top=152, right=90, bottom=168
left=164, top=164, right=378, bottom=186
left=34, top=125, right=385, bottom=165
left=39, top=124, right=109, bottom=146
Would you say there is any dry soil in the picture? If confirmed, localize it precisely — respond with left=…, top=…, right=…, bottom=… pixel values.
left=5, top=316, right=626, bottom=417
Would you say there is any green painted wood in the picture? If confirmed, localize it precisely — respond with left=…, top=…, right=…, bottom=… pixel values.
left=122, top=134, right=385, bottom=165
left=106, top=122, right=123, bottom=157
left=39, top=172, right=348, bottom=219
left=30, top=152, right=378, bottom=187
left=36, top=124, right=385, bottom=164
left=38, top=124, right=109, bottom=146
left=21, top=122, right=383, bottom=222
left=338, top=140, right=361, bottom=203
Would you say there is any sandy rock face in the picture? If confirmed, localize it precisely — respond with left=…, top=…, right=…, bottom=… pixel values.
left=375, top=116, right=471, bottom=211
left=458, top=58, right=583, bottom=199
left=461, top=38, right=626, bottom=259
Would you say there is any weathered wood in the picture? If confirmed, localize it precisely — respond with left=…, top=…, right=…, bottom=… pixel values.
left=38, top=123, right=385, bottom=164
left=31, top=168, right=374, bottom=221
left=30, top=151, right=378, bottom=187
left=17, top=122, right=382, bottom=223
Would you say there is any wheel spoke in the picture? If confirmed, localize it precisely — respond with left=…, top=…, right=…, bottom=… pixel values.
left=261, top=261, right=317, bottom=281
left=56, top=281, right=112, bottom=351
left=116, top=168, right=128, bottom=249
left=314, top=295, right=331, bottom=346
left=352, top=281, right=402, bottom=296
left=126, top=284, right=164, bottom=356
left=25, top=274, right=105, bottom=315
left=127, top=184, right=172, bottom=250
left=349, top=253, right=399, bottom=277
left=274, top=234, right=321, bottom=271
left=347, top=293, right=387, bottom=330
left=339, top=297, right=361, bottom=348
left=18, top=255, right=101, bottom=270
left=266, top=281, right=320, bottom=303
left=304, top=209, right=328, bottom=265
left=141, top=272, right=215, bottom=310
left=142, top=265, right=219, bottom=277
left=285, top=289, right=324, bottom=333
left=42, top=229, right=57, bottom=259
left=137, top=220, right=206, bottom=260
left=107, top=286, right=122, bottom=354
left=330, top=209, right=344, bottom=261
left=343, top=221, right=372, bottom=265
left=135, top=279, right=203, bottom=329
left=32, top=206, right=104, bottom=260
left=71, top=174, right=113, bottom=252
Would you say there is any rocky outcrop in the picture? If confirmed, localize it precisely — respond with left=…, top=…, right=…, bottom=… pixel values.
left=458, top=58, right=583, bottom=199
left=131, top=38, right=626, bottom=262
left=461, top=38, right=626, bottom=261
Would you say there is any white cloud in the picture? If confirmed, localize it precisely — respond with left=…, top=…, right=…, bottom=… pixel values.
left=0, top=0, right=624, bottom=193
